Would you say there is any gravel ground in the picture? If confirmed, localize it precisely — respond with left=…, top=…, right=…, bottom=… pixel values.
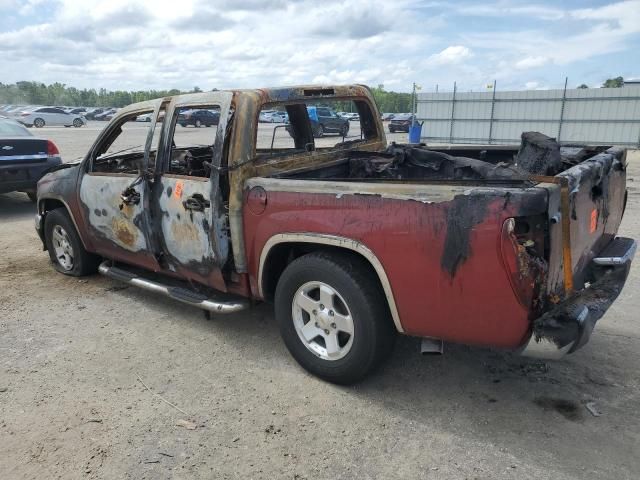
left=0, top=125, right=639, bottom=479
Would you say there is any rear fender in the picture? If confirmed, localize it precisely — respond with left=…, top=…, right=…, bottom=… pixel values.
left=258, top=233, right=404, bottom=333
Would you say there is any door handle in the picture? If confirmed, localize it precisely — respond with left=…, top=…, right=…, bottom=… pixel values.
left=182, top=193, right=210, bottom=212
left=120, top=186, right=140, bottom=206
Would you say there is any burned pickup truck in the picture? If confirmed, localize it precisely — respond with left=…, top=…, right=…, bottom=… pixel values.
left=35, top=85, right=635, bottom=384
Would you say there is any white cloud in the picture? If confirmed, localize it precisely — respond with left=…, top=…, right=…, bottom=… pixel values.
left=427, top=45, right=472, bottom=65
left=515, top=56, right=549, bottom=70
left=0, top=0, right=638, bottom=93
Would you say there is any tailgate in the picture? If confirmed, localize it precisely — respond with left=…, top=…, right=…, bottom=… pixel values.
left=542, top=147, right=627, bottom=297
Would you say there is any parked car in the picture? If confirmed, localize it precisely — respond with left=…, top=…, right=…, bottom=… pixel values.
left=135, top=112, right=153, bottom=122
left=84, top=108, right=106, bottom=120
left=66, top=107, right=87, bottom=115
left=16, top=107, right=85, bottom=128
left=381, top=113, right=395, bottom=121
left=388, top=113, right=414, bottom=133
left=309, top=106, right=349, bottom=137
left=178, top=109, right=220, bottom=127
left=342, top=112, right=360, bottom=121
left=259, top=110, right=277, bottom=123
left=35, top=85, right=635, bottom=384
left=260, top=111, right=288, bottom=123
left=0, top=118, right=61, bottom=201
left=94, top=109, right=117, bottom=121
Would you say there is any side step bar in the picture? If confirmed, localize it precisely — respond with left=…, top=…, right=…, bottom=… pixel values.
left=98, top=261, right=249, bottom=314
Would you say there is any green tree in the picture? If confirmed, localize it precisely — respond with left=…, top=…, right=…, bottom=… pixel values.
left=602, top=76, right=624, bottom=88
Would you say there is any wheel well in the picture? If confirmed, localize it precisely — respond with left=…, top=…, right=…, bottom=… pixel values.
left=39, top=198, right=66, bottom=216
left=38, top=198, right=91, bottom=251
left=261, top=243, right=385, bottom=303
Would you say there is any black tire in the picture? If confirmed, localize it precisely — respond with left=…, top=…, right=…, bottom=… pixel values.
left=146, top=117, right=151, bottom=122
left=275, top=252, right=396, bottom=384
left=340, top=124, right=349, bottom=137
left=34, top=118, right=45, bottom=128
left=195, top=119, right=202, bottom=128
left=26, top=191, right=37, bottom=202
left=314, top=124, right=324, bottom=138
left=389, top=127, right=395, bottom=133
left=73, top=118, right=83, bottom=127
left=179, top=123, right=186, bottom=127
left=44, top=209, right=100, bottom=276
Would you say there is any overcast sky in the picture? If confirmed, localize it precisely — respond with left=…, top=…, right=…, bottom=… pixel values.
left=1, top=0, right=639, bottom=93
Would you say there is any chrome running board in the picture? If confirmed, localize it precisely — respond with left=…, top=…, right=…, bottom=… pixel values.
left=98, top=261, right=249, bottom=314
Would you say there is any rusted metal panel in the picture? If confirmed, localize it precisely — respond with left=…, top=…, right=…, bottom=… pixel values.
left=80, top=175, right=147, bottom=251
left=155, top=176, right=226, bottom=290
left=244, top=182, right=549, bottom=347
left=226, top=85, right=385, bottom=272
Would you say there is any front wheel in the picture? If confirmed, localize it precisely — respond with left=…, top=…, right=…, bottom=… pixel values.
left=34, top=118, right=45, bottom=128
left=275, top=252, right=396, bottom=384
left=44, top=209, right=100, bottom=276
left=314, top=124, right=324, bottom=138
left=195, top=119, right=202, bottom=128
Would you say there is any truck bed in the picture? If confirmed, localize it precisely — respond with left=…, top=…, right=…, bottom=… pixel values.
left=245, top=135, right=628, bottom=351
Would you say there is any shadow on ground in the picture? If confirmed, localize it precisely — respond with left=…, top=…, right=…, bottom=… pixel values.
left=0, top=192, right=37, bottom=220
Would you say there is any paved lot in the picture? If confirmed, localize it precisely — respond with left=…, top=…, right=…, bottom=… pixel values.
left=1, top=125, right=639, bottom=479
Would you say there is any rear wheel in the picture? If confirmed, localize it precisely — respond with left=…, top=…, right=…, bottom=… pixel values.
left=73, top=118, right=83, bottom=127
left=34, top=118, right=45, bottom=128
left=195, top=119, right=202, bottom=128
left=44, top=209, right=100, bottom=276
left=275, top=252, right=396, bottom=384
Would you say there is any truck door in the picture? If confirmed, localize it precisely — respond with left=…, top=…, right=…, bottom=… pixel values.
left=78, top=100, right=166, bottom=271
left=153, top=92, right=233, bottom=291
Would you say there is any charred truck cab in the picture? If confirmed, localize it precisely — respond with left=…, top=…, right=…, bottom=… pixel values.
left=35, top=85, right=635, bottom=384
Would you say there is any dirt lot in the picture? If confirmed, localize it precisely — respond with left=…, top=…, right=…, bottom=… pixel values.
left=1, top=125, right=639, bottom=479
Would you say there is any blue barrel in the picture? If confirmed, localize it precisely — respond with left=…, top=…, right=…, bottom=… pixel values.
left=408, top=122, right=423, bottom=143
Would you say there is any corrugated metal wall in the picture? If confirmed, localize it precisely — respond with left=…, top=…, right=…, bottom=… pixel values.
left=416, top=84, right=640, bottom=146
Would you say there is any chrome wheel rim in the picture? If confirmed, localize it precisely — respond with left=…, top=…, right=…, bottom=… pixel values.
left=292, top=281, right=354, bottom=361
left=52, top=225, right=74, bottom=271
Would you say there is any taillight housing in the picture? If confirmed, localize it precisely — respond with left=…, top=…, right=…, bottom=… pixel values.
left=500, top=216, right=548, bottom=310
left=47, top=140, right=59, bottom=156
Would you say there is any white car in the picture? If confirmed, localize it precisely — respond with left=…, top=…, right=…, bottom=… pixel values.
left=16, top=107, right=85, bottom=128
left=259, top=110, right=277, bottom=122
left=263, top=111, right=288, bottom=123
left=135, top=112, right=153, bottom=122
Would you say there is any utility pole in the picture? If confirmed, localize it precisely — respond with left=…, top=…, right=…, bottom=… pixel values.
left=411, top=82, right=416, bottom=123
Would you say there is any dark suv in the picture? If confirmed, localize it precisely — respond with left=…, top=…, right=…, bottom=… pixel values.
left=388, top=113, right=414, bottom=133
left=312, top=106, right=349, bottom=137
left=178, top=109, right=220, bottom=127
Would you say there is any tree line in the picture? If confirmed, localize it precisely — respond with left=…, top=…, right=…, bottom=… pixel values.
left=0, top=81, right=415, bottom=113
left=0, top=81, right=191, bottom=108
left=1, top=78, right=627, bottom=111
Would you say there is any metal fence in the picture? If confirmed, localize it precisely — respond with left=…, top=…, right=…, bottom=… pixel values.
left=416, top=81, right=640, bottom=146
